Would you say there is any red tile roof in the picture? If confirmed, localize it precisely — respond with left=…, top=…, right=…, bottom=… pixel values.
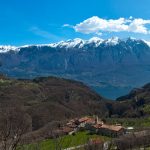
left=85, top=118, right=96, bottom=124
left=93, top=124, right=102, bottom=129
left=62, top=127, right=74, bottom=133
left=78, top=116, right=90, bottom=123
left=93, top=124, right=124, bottom=132
left=101, top=124, right=124, bottom=131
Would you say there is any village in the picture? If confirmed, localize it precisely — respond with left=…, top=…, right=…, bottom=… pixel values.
left=59, top=116, right=126, bottom=138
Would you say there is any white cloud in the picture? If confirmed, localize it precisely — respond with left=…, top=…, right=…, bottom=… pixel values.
left=66, top=16, right=150, bottom=35
left=63, top=24, right=73, bottom=28
left=30, top=26, right=61, bottom=40
left=96, top=32, right=102, bottom=36
left=128, top=19, right=150, bottom=34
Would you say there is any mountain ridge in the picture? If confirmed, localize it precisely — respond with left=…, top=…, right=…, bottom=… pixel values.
left=0, top=37, right=150, bottom=53
left=0, top=37, right=150, bottom=99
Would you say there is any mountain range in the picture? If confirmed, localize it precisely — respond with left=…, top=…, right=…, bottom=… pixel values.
left=0, top=37, right=150, bottom=99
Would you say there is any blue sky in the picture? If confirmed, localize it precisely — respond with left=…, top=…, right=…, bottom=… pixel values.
left=0, top=0, right=150, bottom=46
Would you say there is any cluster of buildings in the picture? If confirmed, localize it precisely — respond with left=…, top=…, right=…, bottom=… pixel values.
left=61, top=116, right=125, bottom=137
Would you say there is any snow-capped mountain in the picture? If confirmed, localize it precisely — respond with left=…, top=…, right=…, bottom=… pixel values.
left=143, top=40, right=150, bottom=47
left=0, top=46, right=18, bottom=53
left=0, top=37, right=149, bottom=53
left=0, top=37, right=150, bottom=99
left=104, top=37, right=120, bottom=46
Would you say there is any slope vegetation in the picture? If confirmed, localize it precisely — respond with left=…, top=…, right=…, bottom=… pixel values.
left=0, top=75, right=108, bottom=131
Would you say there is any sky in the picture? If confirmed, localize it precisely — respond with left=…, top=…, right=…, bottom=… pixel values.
left=0, top=0, right=150, bottom=46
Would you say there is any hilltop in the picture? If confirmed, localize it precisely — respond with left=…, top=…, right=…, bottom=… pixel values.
left=0, top=75, right=109, bottom=131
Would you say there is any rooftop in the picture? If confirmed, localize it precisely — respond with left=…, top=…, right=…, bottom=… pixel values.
left=78, top=116, right=92, bottom=123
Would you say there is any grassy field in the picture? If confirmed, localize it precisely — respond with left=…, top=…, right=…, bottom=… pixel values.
left=142, top=105, right=150, bottom=114
left=106, top=117, right=150, bottom=128
left=19, top=131, right=110, bottom=150
left=18, top=117, right=150, bottom=150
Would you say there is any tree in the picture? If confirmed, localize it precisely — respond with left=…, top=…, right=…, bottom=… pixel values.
left=0, top=106, right=31, bottom=150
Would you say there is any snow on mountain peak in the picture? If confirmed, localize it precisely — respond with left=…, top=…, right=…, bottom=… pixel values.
left=0, top=37, right=150, bottom=54
left=87, top=37, right=104, bottom=46
left=0, top=46, right=18, bottom=53
left=67, top=38, right=85, bottom=48
left=105, top=37, right=120, bottom=45
left=89, top=37, right=103, bottom=42
left=143, top=40, right=150, bottom=47
left=128, top=37, right=136, bottom=41
left=50, top=38, right=85, bottom=49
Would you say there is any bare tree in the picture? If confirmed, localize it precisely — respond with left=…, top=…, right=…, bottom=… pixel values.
left=84, top=138, right=104, bottom=150
left=0, top=106, right=31, bottom=150
left=114, top=130, right=150, bottom=150
left=49, top=129, right=65, bottom=150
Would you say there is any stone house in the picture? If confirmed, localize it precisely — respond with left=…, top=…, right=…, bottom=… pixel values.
left=92, top=124, right=125, bottom=137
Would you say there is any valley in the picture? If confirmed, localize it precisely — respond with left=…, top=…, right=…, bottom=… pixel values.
left=0, top=38, right=150, bottom=149
left=1, top=0, right=150, bottom=149
left=0, top=37, right=150, bottom=99
left=0, top=74, right=150, bottom=149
